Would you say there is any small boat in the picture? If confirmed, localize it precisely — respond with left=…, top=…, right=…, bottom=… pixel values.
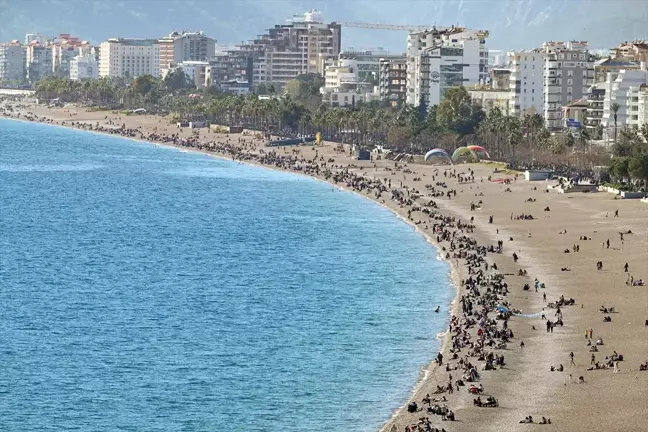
left=434, top=306, right=440, bottom=313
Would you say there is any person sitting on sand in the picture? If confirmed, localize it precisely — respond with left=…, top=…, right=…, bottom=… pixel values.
left=540, top=417, right=552, bottom=424
left=519, top=416, right=534, bottom=423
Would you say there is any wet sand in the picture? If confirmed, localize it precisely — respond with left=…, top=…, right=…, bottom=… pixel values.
left=2, top=103, right=648, bottom=431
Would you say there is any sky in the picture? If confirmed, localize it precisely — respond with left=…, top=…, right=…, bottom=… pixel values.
left=1, top=0, right=647, bottom=52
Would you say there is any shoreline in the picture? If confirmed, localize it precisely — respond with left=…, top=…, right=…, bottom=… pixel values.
left=0, top=113, right=461, bottom=429
left=2, top=104, right=647, bottom=432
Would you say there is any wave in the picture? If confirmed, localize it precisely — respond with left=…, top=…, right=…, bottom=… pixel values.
left=0, top=163, right=104, bottom=172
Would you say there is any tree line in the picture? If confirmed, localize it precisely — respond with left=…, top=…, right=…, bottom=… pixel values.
left=33, top=72, right=648, bottom=185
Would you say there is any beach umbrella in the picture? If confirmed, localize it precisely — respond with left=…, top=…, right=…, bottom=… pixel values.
left=451, top=146, right=479, bottom=162
left=467, top=145, right=490, bottom=159
left=496, top=305, right=510, bottom=313
left=424, top=148, right=453, bottom=165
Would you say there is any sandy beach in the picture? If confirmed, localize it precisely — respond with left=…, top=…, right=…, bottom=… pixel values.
left=2, top=101, right=647, bottom=431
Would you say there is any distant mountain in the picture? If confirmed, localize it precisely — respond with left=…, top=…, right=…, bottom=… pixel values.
left=1, top=0, right=646, bottom=51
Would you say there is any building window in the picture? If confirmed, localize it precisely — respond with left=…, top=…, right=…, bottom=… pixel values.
left=567, top=70, right=573, bottom=77
left=558, top=54, right=564, bottom=60
left=567, top=87, right=572, bottom=94
left=567, top=79, right=573, bottom=85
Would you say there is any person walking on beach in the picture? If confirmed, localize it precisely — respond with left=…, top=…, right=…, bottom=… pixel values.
left=569, top=351, right=575, bottom=366
left=614, top=209, right=619, bottom=217
left=520, top=341, right=525, bottom=352
left=624, top=262, right=629, bottom=273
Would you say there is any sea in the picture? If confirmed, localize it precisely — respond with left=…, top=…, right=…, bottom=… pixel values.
left=0, top=118, right=453, bottom=431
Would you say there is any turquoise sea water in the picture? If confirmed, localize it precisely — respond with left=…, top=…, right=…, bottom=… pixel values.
left=0, top=119, right=453, bottom=431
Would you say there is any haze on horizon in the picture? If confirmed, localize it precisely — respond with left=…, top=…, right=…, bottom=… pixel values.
left=1, top=0, right=646, bottom=51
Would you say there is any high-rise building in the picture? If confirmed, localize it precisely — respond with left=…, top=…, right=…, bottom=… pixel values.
left=25, top=33, right=46, bottom=46
left=542, top=41, right=595, bottom=129
left=507, top=49, right=546, bottom=118
left=584, top=83, right=605, bottom=136
left=0, top=41, right=26, bottom=82
left=26, top=43, right=52, bottom=83
left=637, top=84, right=648, bottom=125
left=99, top=38, right=160, bottom=78
left=320, top=59, right=374, bottom=107
left=51, top=44, right=79, bottom=77
left=158, top=31, right=216, bottom=76
left=601, top=67, right=648, bottom=134
left=378, top=57, right=407, bottom=106
left=406, top=27, right=489, bottom=106
left=247, top=10, right=341, bottom=87
left=337, top=50, right=404, bottom=84
left=69, top=52, right=98, bottom=80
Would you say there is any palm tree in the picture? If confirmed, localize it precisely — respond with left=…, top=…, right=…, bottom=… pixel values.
left=610, top=102, right=620, bottom=145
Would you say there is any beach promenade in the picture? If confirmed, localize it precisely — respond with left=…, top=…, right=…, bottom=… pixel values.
left=2, top=102, right=647, bottom=431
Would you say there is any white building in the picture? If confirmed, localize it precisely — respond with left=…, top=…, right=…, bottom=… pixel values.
left=51, top=44, right=79, bottom=77
left=406, top=27, right=489, bottom=106
left=601, top=67, right=648, bottom=132
left=320, top=59, right=375, bottom=107
left=69, top=53, right=98, bottom=80
left=158, top=31, right=216, bottom=76
left=469, top=88, right=512, bottom=115
left=637, top=85, right=648, bottom=125
left=508, top=49, right=546, bottom=118
left=25, top=33, right=46, bottom=46
left=488, top=49, right=507, bottom=67
left=0, top=42, right=26, bottom=82
left=172, top=61, right=210, bottom=88
left=99, top=38, right=160, bottom=78
left=543, top=41, right=595, bottom=129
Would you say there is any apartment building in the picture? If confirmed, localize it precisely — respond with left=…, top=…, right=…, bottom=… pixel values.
left=601, top=67, right=648, bottom=133
left=0, top=41, right=26, bottom=82
left=489, top=67, right=511, bottom=90
left=543, top=41, right=595, bottom=129
left=337, top=50, right=405, bottom=84
left=378, top=57, right=407, bottom=106
left=26, top=43, right=52, bottom=82
left=320, top=59, right=374, bottom=107
left=69, top=52, right=98, bottom=80
left=158, top=31, right=216, bottom=75
left=488, top=50, right=507, bottom=67
left=584, top=83, right=605, bottom=136
left=99, top=38, right=160, bottom=78
left=469, top=88, right=511, bottom=115
left=25, top=33, right=46, bottom=46
left=611, top=41, right=648, bottom=62
left=637, top=85, right=648, bottom=125
left=508, top=49, right=545, bottom=118
left=248, top=10, right=341, bottom=87
left=51, top=44, right=79, bottom=77
left=205, top=51, right=254, bottom=88
left=406, top=27, right=489, bottom=106
left=594, top=57, right=640, bottom=83
left=174, top=61, right=210, bottom=88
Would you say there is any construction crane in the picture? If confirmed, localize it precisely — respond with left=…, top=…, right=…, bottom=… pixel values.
left=332, top=21, right=489, bottom=40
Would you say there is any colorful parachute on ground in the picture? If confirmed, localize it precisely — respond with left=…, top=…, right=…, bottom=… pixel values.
left=452, top=146, right=479, bottom=162
left=424, top=148, right=453, bottom=164
left=466, top=145, right=490, bottom=159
